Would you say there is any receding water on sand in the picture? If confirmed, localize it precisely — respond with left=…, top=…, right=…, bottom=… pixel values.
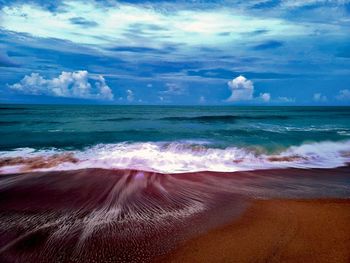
left=0, top=167, right=349, bottom=262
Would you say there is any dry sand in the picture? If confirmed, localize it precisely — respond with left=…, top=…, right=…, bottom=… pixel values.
left=159, top=199, right=350, bottom=263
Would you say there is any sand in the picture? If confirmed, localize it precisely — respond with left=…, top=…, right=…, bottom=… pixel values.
left=159, top=199, right=350, bottom=263
left=1, top=168, right=350, bottom=262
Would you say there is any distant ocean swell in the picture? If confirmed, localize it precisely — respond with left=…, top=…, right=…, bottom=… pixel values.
left=1, top=139, right=350, bottom=175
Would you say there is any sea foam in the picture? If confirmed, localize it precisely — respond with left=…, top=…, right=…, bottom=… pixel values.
left=0, top=140, right=350, bottom=174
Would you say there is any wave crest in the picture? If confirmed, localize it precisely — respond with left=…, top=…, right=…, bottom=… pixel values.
left=161, top=114, right=289, bottom=122
left=0, top=140, right=350, bottom=174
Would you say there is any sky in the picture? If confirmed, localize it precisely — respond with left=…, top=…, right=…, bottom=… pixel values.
left=0, top=0, right=350, bottom=105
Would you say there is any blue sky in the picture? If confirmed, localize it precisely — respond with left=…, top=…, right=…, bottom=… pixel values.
left=0, top=0, right=350, bottom=105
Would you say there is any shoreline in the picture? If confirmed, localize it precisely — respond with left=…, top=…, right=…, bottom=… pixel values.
left=158, top=199, right=350, bottom=263
left=0, top=168, right=349, bottom=262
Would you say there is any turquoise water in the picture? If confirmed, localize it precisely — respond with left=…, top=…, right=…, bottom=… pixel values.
left=1, top=105, right=350, bottom=173
left=1, top=105, right=350, bottom=151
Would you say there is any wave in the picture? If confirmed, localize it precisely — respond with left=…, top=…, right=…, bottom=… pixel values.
left=0, top=121, right=22, bottom=125
left=0, top=140, right=350, bottom=175
left=0, top=107, right=27, bottom=110
left=0, top=120, right=62, bottom=125
left=100, top=117, right=140, bottom=122
left=161, top=114, right=289, bottom=122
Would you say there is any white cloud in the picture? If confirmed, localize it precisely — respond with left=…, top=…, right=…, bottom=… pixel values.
left=226, top=76, right=272, bottom=103
left=277, top=96, right=295, bottom=103
left=282, top=0, right=348, bottom=8
left=227, top=75, right=254, bottom=102
left=199, top=96, right=206, bottom=103
left=9, top=71, right=114, bottom=100
left=313, top=93, right=327, bottom=102
left=126, top=89, right=134, bottom=102
left=160, top=83, right=185, bottom=95
left=0, top=1, right=309, bottom=48
left=260, top=93, right=271, bottom=102
left=336, top=89, right=350, bottom=101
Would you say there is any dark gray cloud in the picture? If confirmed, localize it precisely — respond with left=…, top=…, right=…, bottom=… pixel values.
left=69, top=17, right=99, bottom=27
left=1, top=0, right=350, bottom=105
left=252, top=40, right=284, bottom=50
left=0, top=52, right=19, bottom=67
left=187, top=68, right=300, bottom=80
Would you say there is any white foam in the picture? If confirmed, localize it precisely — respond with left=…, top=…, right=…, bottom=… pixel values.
left=0, top=140, right=350, bottom=174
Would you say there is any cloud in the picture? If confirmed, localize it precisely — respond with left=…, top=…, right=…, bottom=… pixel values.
left=0, top=1, right=308, bottom=49
left=277, top=96, right=295, bottom=103
left=313, top=93, right=327, bottom=102
left=126, top=89, right=134, bottom=102
left=226, top=76, right=271, bottom=103
left=281, top=0, right=348, bottom=8
left=69, top=17, right=98, bottom=27
left=9, top=71, right=114, bottom=100
left=260, top=92, right=271, bottom=102
left=199, top=96, right=206, bottom=103
left=0, top=51, right=19, bottom=67
left=109, top=47, right=163, bottom=53
left=160, top=83, right=185, bottom=95
left=187, top=68, right=298, bottom=80
left=227, top=75, right=254, bottom=102
left=252, top=0, right=281, bottom=9
left=336, top=89, right=350, bottom=101
left=253, top=40, right=284, bottom=50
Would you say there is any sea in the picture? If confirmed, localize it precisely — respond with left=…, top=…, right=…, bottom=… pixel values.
left=1, top=105, right=350, bottom=174
left=1, top=105, right=350, bottom=262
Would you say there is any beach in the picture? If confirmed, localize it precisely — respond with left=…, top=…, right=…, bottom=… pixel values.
left=160, top=199, right=350, bottom=263
left=1, top=0, right=350, bottom=259
left=1, top=105, right=350, bottom=262
left=0, top=167, right=349, bottom=262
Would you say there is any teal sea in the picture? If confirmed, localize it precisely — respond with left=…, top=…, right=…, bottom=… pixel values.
left=1, top=105, right=350, bottom=263
left=1, top=105, right=350, bottom=173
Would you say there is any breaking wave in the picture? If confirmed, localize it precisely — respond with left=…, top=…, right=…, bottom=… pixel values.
left=0, top=140, right=350, bottom=174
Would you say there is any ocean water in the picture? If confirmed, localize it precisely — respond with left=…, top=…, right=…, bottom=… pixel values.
left=1, top=105, right=350, bottom=262
left=1, top=105, right=350, bottom=173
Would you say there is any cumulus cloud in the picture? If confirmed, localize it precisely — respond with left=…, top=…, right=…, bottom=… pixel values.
left=259, top=93, right=271, bottom=102
left=226, top=76, right=271, bottom=103
left=9, top=71, right=114, bottom=100
left=227, top=75, right=254, bottom=102
left=126, top=89, right=134, bottom=102
left=313, top=93, right=327, bottom=102
left=336, top=89, right=350, bottom=101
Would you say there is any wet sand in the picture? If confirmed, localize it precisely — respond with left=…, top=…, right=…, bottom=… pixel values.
left=160, top=199, right=350, bottom=263
left=0, top=168, right=349, bottom=262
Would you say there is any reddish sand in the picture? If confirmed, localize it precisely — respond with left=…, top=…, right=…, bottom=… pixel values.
left=0, top=153, right=78, bottom=172
left=159, top=199, right=350, bottom=263
left=0, top=168, right=350, bottom=262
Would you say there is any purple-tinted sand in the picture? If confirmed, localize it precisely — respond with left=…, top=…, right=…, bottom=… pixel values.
left=0, top=167, right=349, bottom=262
